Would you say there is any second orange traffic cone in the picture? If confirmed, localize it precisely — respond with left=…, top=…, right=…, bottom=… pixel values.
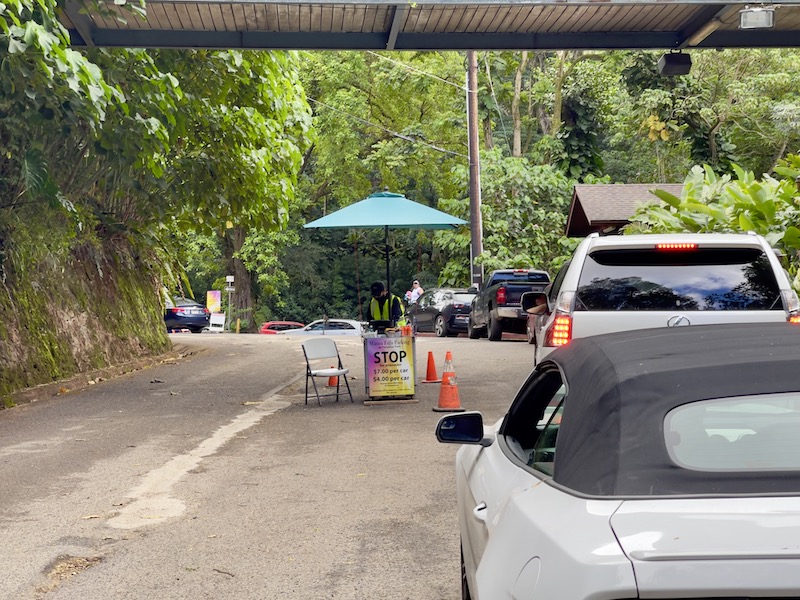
left=422, top=351, right=441, bottom=383
left=433, top=351, right=465, bottom=412
left=326, top=366, right=338, bottom=387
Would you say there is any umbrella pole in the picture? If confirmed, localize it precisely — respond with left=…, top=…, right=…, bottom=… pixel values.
left=384, top=225, right=391, bottom=298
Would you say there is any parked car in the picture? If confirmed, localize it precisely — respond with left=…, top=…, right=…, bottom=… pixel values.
left=437, top=322, right=800, bottom=600
left=524, top=232, right=800, bottom=362
left=164, top=297, right=210, bottom=333
left=260, top=321, right=305, bottom=334
left=278, top=318, right=363, bottom=336
left=469, top=269, right=550, bottom=341
left=407, top=288, right=476, bottom=337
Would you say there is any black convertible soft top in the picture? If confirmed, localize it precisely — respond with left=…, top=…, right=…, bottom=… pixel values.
left=546, top=322, right=800, bottom=497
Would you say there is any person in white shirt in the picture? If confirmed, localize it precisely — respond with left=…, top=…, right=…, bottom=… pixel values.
left=409, top=280, right=424, bottom=304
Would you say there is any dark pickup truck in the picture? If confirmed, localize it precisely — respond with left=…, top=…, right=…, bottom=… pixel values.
left=468, top=269, right=550, bottom=341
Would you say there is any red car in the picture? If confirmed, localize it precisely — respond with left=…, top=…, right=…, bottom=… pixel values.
left=260, top=321, right=305, bottom=334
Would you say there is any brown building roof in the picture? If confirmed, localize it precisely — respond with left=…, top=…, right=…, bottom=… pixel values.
left=565, top=183, right=684, bottom=238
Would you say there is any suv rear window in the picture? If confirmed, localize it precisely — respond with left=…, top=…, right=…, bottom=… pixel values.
left=576, top=248, right=781, bottom=311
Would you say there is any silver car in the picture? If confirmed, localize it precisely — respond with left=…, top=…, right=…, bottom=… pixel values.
left=438, top=323, right=800, bottom=599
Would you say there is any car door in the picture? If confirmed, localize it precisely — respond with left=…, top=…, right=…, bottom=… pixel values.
left=415, top=291, right=435, bottom=331
left=460, top=368, right=566, bottom=588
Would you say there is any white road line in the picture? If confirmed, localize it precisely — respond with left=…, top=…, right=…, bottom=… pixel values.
left=106, top=374, right=302, bottom=529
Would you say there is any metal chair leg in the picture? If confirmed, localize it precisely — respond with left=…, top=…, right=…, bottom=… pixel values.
left=309, top=376, right=322, bottom=405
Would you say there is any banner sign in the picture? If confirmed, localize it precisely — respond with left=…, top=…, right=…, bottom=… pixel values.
left=365, top=336, right=415, bottom=398
left=207, top=290, right=222, bottom=313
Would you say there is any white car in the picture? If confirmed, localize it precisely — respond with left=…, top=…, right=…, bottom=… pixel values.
left=437, top=323, right=800, bottom=600
left=525, top=231, right=800, bottom=364
left=278, top=318, right=364, bottom=336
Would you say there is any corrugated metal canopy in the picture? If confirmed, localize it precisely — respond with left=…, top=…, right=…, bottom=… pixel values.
left=61, top=0, right=800, bottom=51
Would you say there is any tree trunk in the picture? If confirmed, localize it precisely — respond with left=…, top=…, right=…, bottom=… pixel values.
left=551, top=50, right=567, bottom=136
left=483, top=117, right=494, bottom=150
left=224, top=227, right=257, bottom=332
left=511, top=51, right=529, bottom=158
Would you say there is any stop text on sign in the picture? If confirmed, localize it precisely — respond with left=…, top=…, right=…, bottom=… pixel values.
left=373, top=350, right=407, bottom=364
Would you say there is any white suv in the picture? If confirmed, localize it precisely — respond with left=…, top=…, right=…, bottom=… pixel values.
left=526, top=232, right=800, bottom=364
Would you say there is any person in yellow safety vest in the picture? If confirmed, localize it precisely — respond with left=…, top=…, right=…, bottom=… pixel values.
left=369, top=281, right=407, bottom=327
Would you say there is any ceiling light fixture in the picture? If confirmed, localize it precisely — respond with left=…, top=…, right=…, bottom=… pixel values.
left=740, top=5, right=776, bottom=29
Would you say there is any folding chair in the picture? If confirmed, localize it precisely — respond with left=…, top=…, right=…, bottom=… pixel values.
left=302, top=337, right=353, bottom=405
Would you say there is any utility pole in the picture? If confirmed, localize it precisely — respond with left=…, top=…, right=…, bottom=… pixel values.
left=467, top=50, right=484, bottom=288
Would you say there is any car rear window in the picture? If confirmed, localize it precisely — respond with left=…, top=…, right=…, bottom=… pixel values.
left=492, top=271, right=550, bottom=283
left=576, top=248, right=782, bottom=311
left=665, top=393, right=800, bottom=471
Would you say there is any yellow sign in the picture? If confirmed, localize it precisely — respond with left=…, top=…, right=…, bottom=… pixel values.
left=365, top=337, right=415, bottom=398
left=207, top=290, right=222, bottom=313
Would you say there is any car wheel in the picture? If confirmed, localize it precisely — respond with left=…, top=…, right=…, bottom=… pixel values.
left=488, top=312, right=503, bottom=341
left=467, top=316, right=480, bottom=339
left=461, top=545, right=472, bottom=600
left=435, top=315, right=448, bottom=337
left=190, top=327, right=204, bottom=334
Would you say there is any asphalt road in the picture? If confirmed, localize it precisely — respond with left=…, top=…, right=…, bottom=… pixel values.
left=0, top=332, right=535, bottom=600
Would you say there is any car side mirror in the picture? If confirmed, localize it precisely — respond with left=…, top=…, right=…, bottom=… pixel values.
left=467, top=286, right=478, bottom=294
left=521, top=291, right=549, bottom=315
left=436, top=412, right=493, bottom=447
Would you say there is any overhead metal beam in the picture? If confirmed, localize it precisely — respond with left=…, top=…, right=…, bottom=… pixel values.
left=386, top=4, right=407, bottom=50
left=63, top=0, right=95, bottom=47
left=677, top=4, right=741, bottom=48
left=72, top=29, right=691, bottom=51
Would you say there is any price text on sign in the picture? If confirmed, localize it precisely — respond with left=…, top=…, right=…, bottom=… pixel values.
left=365, top=337, right=415, bottom=397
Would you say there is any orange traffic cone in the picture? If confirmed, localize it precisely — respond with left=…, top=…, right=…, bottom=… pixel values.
left=326, top=366, right=338, bottom=387
left=422, top=351, right=442, bottom=383
left=433, top=351, right=465, bottom=412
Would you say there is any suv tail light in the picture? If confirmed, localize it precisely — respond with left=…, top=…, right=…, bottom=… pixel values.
left=496, top=287, right=507, bottom=305
left=544, top=291, right=576, bottom=347
left=782, top=289, right=800, bottom=315
left=545, top=314, right=572, bottom=346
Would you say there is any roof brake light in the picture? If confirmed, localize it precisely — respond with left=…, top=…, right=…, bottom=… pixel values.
left=656, top=243, right=698, bottom=251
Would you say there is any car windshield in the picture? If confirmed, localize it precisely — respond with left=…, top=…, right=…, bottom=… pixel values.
left=665, top=393, right=800, bottom=471
left=453, top=293, right=475, bottom=304
left=576, top=248, right=782, bottom=311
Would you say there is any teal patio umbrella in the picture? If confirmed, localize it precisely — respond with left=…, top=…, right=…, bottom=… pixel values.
left=304, top=191, right=466, bottom=301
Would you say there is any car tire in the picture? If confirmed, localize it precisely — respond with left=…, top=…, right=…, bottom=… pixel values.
left=435, top=315, right=448, bottom=337
left=488, top=312, right=503, bottom=341
left=467, top=316, right=481, bottom=339
left=461, top=545, right=472, bottom=600
left=190, top=328, right=204, bottom=334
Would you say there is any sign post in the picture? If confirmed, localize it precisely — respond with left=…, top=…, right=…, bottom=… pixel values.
left=224, top=275, right=234, bottom=331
